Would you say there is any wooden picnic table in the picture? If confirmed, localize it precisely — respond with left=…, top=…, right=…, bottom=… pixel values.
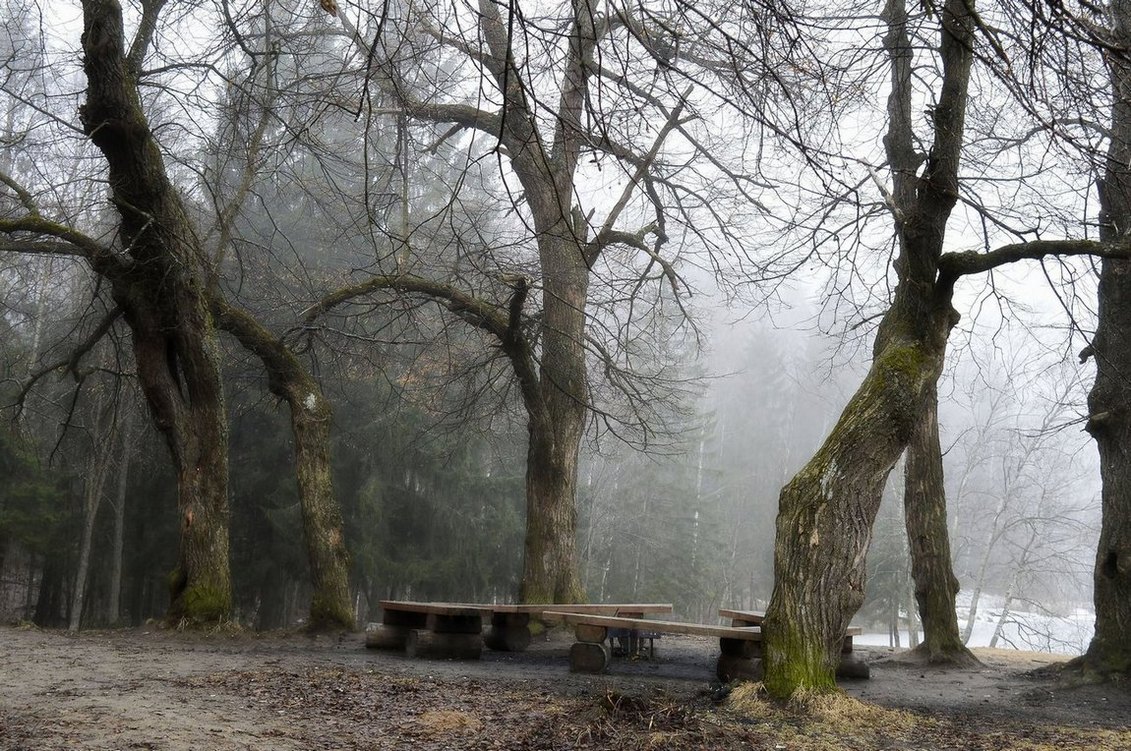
left=366, top=600, right=673, bottom=659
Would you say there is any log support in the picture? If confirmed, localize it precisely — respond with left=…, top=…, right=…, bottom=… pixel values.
left=484, top=612, right=533, bottom=652
left=569, top=641, right=611, bottom=673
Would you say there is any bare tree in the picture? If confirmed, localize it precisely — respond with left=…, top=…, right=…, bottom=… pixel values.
left=301, top=0, right=832, bottom=602
left=1073, top=0, right=1131, bottom=681
left=761, top=0, right=1131, bottom=695
left=1, top=0, right=357, bottom=629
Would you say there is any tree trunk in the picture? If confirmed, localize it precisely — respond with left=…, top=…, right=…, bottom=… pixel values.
left=520, top=416, right=586, bottom=603
left=80, top=0, right=232, bottom=624
left=763, top=293, right=953, bottom=696
left=106, top=410, right=133, bottom=626
left=762, top=0, right=973, bottom=698
left=290, top=389, right=353, bottom=629
left=903, top=385, right=979, bottom=664
left=210, top=300, right=354, bottom=630
left=69, top=447, right=111, bottom=632
left=1072, top=0, right=1131, bottom=681
left=1079, top=250, right=1131, bottom=677
left=517, top=223, right=589, bottom=604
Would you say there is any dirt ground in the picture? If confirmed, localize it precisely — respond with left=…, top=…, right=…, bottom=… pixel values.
left=1, top=624, right=1129, bottom=750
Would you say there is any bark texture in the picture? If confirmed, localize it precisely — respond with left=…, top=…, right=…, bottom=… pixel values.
left=212, top=300, right=354, bottom=630
left=903, top=384, right=979, bottom=665
left=1076, top=0, right=1131, bottom=679
left=80, top=0, right=231, bottom=624
left=762, top=0, right=973, bottom=697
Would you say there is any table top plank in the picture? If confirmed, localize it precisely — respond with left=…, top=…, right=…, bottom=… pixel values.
left=543, top=611, right=764, bottom=640
left=717, top=609, right=863, bottom=637
left=378, top=601, right=495, bottom=617
left=379, top=601, right=672, bottom=617
left=718, top=608, right=765, bottom=624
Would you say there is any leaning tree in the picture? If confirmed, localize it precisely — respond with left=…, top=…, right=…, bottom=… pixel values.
left=761, top=0, right=1131, bottom=695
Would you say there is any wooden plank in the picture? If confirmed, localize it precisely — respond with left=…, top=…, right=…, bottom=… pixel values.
left=378, top=600, right=493, bottom=618
left=718, top=608, right=764, bottom=625
left=718, top=609, right=863, bottom=638
left=484, top=603, right=672, bottom=615
left=543, top=611, right=763, bottom=640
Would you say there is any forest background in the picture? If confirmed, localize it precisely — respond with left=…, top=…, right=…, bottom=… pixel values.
left=0, top=0, right=1109, bottom=665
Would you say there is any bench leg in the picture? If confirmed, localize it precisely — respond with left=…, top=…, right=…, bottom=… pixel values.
left=484, top=613, right=532, bottom=652
left=719, top=637, right=760, bottom=659
left=570, top=641, right=611, bottom=673
left=717, top=654, right=762, bottom=683
left=836, top=655, right=870, bottom=679
left=365, top=625, right=416, bottom=653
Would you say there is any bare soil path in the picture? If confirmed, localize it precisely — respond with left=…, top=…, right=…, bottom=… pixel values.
left=1, top=625, right=1128, bottom=750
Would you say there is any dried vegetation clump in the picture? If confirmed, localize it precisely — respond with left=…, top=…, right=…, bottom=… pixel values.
left=724, top=680, right=1129, bottom=751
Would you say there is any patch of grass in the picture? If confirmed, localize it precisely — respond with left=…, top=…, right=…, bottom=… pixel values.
left=724, top=682, right=1131, bottom=751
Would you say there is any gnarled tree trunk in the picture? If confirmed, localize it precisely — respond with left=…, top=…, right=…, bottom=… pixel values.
left=903, top=384, right=979, bottom=665
left=80, top=0, right=231, bottom=624
left=763, top=286, right=955, bottom=695
left=762, top=0, right=973, bottom=697
left=211, top=300, right=353, bottom=630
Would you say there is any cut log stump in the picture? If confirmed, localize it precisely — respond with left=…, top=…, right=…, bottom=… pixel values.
left=569, top=641, right=611, bottom=673
left=575, top=624, right=608, bottom=644
left=409, top=631, right=484, bottom=660
left=365, top=625, right=416, bottom=652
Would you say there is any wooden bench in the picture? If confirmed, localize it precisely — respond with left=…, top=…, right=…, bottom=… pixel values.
left=366, top=601, right=672, bottom=659
left=719, top=609, right=870, bottom=679
left=543, top=611, right=764, bottom=681
left=481, top=602, right=671, bottom=652
left=367, top=601, right=493, bottom=659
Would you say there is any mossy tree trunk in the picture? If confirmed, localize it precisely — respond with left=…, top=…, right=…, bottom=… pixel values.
left=763, top=286, right=956, bottom=695
left=1075, top=0, right=1131, bottom=680
left=517, top=234, right=589, bottom=603
left=80, top=0, right=232, bottom=625
left=903, top=383, right=979, bottom=665
left=762, top=0, right=973, bottom=697
left=212, top=300, right=354, bottom=630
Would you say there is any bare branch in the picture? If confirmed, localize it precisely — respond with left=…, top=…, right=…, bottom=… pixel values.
left=14, top=307, right=124, bottom=413
left=938, top=239, right=1129, bottom=283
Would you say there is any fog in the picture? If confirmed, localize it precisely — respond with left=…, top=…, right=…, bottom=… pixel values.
left=0, top=0, right=1110, bottom=657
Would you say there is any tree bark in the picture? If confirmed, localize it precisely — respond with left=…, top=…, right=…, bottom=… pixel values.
left=518, top=242, right=589, bottom=603
left=903, top=383, right=979, bottom=664
left=211, top=299, right=353, bottom=630
left=762, top=0, right=973, bottom=697
left=80, top=0, right=232, bottom=624
left=763, top=292, right=953, bottom=695
left=1071, top=0, right=1131, bottom=681
left=69, top=440, right=112, bottom=632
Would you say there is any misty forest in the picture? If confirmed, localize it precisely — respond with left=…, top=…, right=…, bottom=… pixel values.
left=1, top=0, right=1130, bottom=714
